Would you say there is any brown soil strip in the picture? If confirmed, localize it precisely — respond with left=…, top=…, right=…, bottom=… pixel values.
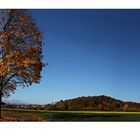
left=0, top=111, right=47, bottom=122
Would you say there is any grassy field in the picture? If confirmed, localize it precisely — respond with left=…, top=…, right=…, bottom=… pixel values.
left=2, top=108, right=140, bottom=121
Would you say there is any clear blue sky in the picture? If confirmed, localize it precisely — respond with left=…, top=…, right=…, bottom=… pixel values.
left=5, top=9, right=140, bottom=104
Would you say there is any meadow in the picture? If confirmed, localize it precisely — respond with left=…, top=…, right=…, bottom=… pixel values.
left=1, top=108, right=140, bottom=121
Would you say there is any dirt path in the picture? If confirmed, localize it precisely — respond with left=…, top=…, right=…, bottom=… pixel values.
left=0, top=111, right=47, bottom=122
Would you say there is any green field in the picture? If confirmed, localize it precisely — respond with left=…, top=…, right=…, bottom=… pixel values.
left=2, top=108, right=140, bottom=121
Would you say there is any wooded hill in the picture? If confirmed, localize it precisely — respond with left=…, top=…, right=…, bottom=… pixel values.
left=45, top=95, right=140, bottom=111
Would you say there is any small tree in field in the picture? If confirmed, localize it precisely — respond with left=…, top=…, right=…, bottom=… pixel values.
left=0, top=10, right=44, bottom=118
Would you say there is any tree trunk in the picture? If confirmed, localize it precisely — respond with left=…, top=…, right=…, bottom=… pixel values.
left=0, top=92, right=2, bottom=118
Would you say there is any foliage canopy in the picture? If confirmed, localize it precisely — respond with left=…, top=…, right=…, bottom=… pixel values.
left=0, top=9, right=44, bottom=97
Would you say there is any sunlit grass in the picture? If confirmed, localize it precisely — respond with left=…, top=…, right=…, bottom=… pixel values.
left=2, top=108, right=140, bottom=114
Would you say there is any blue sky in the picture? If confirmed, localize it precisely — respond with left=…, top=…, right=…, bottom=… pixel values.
left=5, top=9, right=140, bottom=104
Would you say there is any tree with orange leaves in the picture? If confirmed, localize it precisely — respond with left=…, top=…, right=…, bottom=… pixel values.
left=0, top=10, right=44, bottom=118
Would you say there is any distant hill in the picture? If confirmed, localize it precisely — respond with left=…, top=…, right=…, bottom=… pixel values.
left=2, top=99, right=26, bottom=104
left=44, top=95, right=140, bottom=111
left=1, top=102, right=6, bottom=105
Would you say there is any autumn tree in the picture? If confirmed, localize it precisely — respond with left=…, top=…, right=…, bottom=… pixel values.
left=123, top=104, right=129, bottom=111
left=0, top=10, right=44, bottom=118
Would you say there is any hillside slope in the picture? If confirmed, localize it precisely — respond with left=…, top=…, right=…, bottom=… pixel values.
left=44, top=95, right=140, bottom=111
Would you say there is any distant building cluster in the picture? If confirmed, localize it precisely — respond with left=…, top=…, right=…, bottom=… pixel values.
left=2, top=103, right=46, bottom=110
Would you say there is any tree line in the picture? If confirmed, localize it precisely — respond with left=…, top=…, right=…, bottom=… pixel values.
left=44, top=95, right=140, bottom=111
left=2, top=95, right=140, bottom=111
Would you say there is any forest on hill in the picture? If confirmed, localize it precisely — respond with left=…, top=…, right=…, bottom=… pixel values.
left=2, top=95, right=140, bottom=111
left=44, top=95, right=140, bottom=111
